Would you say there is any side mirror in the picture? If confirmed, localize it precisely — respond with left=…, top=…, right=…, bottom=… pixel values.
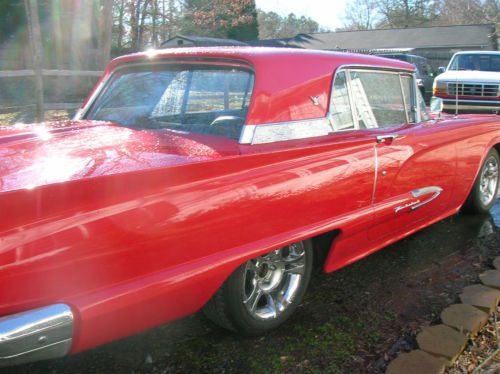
left=438, top=67, right=446, bottom=74
left=430, top=97, right=443, bottom=114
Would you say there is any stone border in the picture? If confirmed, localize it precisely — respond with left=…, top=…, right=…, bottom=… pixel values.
left=386, top=256, right=500, bottom=374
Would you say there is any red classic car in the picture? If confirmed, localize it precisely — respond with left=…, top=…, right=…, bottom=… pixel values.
left=1, top=47, right=499, bottom=366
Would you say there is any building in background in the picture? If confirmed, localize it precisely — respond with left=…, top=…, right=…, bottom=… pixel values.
left=251, top=24, right=497, bottom=68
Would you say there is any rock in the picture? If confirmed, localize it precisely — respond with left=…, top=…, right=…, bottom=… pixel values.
left=441, top=304, right=489, bottom=336
left=386, top=350, right=447, bottom=374
left=416, top=324, right=468, bottom=362
left=145, top=354, right=153, bottom=364
left=459, top=284, right=500, bottom=313
left=493, top=257, right=500, bottom=270
left=479, top=270, right=500, bottom=290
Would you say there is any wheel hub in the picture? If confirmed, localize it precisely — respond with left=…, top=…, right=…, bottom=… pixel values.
left=256, top=261, right=285, bottom=293
left=479, top=156, right=499, bottom=206
left=242, top=244, right=306, bottom=320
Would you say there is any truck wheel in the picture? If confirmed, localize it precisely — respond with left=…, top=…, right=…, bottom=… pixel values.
left=203, top=240, right=313, bottom=335
left=465, top=148, right=499, bottom=214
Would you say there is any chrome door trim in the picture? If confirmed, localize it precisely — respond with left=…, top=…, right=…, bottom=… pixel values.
left=376, top=134, right=399, bottom=143
left=410, top=186, right=444, bottom=210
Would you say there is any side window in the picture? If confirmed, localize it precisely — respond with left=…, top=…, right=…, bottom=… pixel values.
left=400, top=75, right=415, bottom=123
left=329, top=71, right=355, bottom=131
left=350, top=71, right=407, bottom=128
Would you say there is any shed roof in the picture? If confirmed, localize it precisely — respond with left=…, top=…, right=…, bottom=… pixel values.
left=161, top=35, right=248, bottom=47
left=256, top=24, right=496, bottom=51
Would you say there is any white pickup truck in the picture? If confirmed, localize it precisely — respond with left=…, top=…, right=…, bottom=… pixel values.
left=433, top=51, right=499, bottom=113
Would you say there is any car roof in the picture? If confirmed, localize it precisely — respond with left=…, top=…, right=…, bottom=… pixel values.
left=108, top=47, right=415, bottom=72
left=101, top=47, right=415, bottom=126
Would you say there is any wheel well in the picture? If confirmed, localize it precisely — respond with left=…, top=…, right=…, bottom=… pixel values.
left=494, top=143, right=500, bottom=157
left=311, top=229, right=340, bottom=269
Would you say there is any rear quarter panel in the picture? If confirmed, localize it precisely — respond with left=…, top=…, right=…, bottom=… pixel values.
left=0, top=135, right=375, bottom=352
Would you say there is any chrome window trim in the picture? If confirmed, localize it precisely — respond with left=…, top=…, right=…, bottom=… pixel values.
left=345, top=69, right=360, bottom=130
left=414, top=73, right=422, bottom=123
left=328, top=69, right=359, bottom=132
left=399, top=74, right=410, bottom=124
left=239, top=117, right=334, bottom=145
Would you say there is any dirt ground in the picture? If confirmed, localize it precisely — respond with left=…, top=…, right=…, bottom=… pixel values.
left=3, top=200, right=499, bottom=374
left=446, top=308, right=499, bottom=374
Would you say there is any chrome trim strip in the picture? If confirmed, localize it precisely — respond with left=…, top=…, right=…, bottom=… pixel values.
left=371, top=143, right=379, bottom=205
left=442, top=99, right=500, bottom=104
left=336, top=64, right=415, bottom=74
left=0, top=304, right=73, bottom=366
left=410, top=186, right=443, bottom=210
left=399, top=74, right=410, bottom=124
left=238, top=124, right=256, bottom=144
left=239, top=117, right=334, bottom=145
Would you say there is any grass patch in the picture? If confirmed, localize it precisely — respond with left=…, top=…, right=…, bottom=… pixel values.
left=0, top=109, right=74, bottom=126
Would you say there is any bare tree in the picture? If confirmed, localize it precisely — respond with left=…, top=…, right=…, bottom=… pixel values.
left=436, top=0, right=499, bottom=31
left=342, top=0, right=379, bottom=30
left=376, top=0, right=438, bottom=28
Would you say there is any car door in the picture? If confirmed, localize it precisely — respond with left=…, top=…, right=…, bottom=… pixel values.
left=336, top=68, right=455, bottom=241
left=339, top=68, right=456, bottom=242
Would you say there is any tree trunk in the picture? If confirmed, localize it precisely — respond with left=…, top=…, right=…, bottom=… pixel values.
left=152, top=0, right=158, bottom=47
left=24, top=0, right=44, bottom=122
left=117, top=0, right=125, bottom=50
left=99, top=0, right=113, bottom=68
left=138, top=0, right=150, bottom=50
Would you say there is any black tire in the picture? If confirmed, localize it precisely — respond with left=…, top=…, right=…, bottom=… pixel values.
left=464, top=148, right=499, bottom=214
left=203, top=239, right=313, bottom=335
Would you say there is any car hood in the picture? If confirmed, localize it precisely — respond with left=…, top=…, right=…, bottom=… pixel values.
left=436, top=70, right=500, bottom=84
left=0, top=120, right=238, bottom=192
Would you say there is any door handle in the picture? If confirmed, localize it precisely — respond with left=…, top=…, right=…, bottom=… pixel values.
left=376, top=134, right=399, bottom=143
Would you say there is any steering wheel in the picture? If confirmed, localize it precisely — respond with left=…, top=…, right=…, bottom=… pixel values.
left=209, top=116, right=245, bottom=139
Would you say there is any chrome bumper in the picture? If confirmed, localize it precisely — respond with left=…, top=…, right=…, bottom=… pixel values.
left=442, top=98, right=500, bottom=112
left=0, top=304, right=73, bottom=366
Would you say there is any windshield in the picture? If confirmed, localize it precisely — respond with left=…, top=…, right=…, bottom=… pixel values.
left=448, top=53, right=500, bottom=72
left=85, top=64, right=254, bottom=140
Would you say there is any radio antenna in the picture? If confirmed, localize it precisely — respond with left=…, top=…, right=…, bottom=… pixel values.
left=454, top=69, right=459, bottom=118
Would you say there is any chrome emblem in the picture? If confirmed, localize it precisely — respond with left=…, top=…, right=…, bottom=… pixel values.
left=395, top=186, right=443, bottom=213
left=310, top=95, right=320, bottom=105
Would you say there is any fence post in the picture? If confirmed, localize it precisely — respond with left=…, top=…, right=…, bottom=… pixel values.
left=24, top=0, right=45, bottom=122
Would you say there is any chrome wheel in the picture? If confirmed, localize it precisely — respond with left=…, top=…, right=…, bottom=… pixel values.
left=479, top=156, right=499, bottom=206
left=242, top=243, right=306, bottom=320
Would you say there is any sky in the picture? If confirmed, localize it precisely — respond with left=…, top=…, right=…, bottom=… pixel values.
left=255, top=0, right=348, bottom=31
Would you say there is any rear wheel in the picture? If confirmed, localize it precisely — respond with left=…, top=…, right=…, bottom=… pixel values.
left=465, top=148, right=499, bottom=214
left=203, top=240, right=313, bottom=335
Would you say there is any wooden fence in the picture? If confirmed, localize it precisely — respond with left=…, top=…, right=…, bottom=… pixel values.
left=0, top=69, right=103, bottom=120
left=0, top=69, right=102, bottom=78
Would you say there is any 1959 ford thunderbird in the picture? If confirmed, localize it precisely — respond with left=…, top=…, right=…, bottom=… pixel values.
left=1, top=47, right=499, bottom=366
